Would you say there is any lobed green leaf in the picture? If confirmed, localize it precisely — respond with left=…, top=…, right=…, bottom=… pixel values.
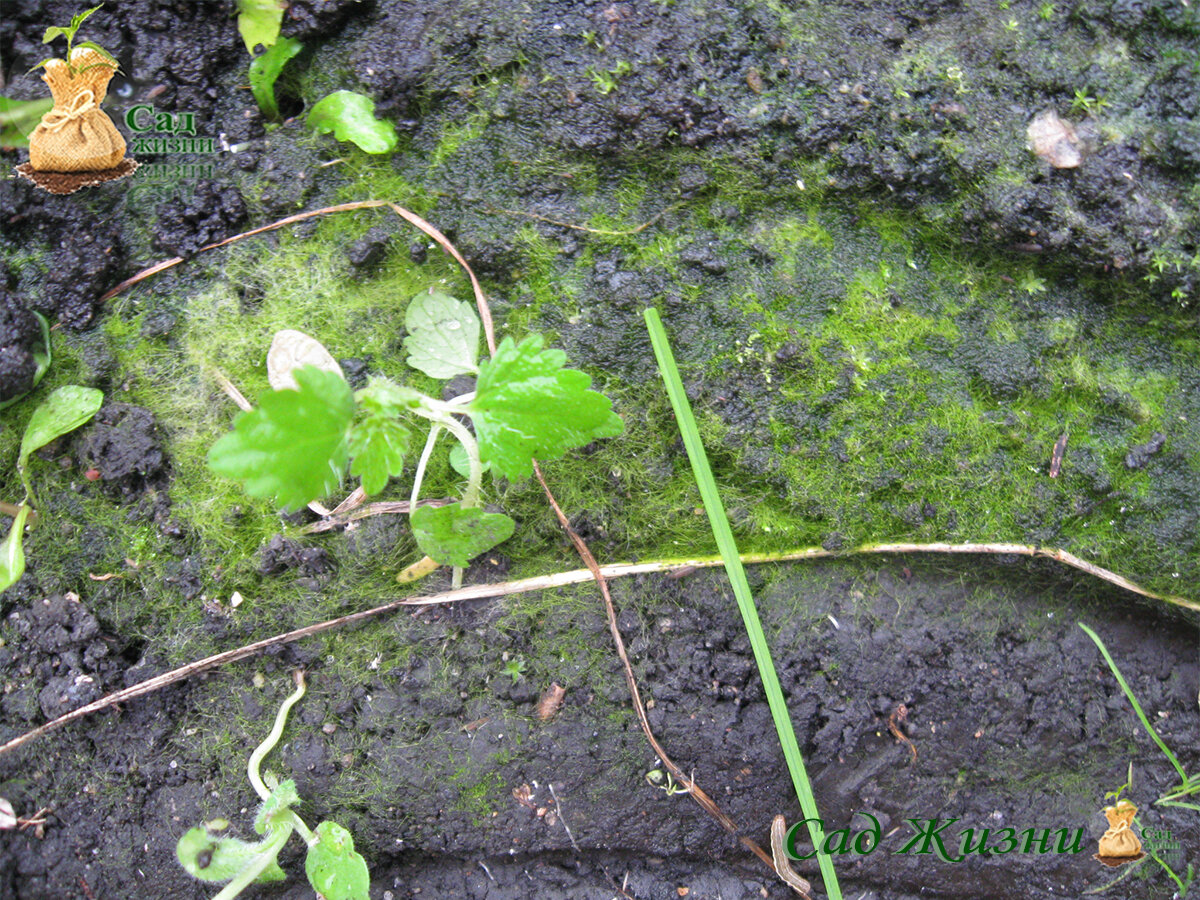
left=208, top=366, right=354, bottom=510
left=305, top=821, right=370, bottom=900
left=402, top=291, right=480, bottom=378
left=237, top=0, right=284, bottom=54
left=410, top=503, right=514, bottom=567
left=349, top=411, right=410, bottom=496
left=307, top=91, right=397, bottom=154
left=254, top=779, right=299, bottom=835
left=466, top=336, right=624, bottom=479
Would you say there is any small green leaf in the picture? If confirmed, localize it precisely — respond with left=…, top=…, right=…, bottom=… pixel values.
left=70, top=5, right=104, bottom=34
left=249, top=37, right=302, bottom=120
left=349, top=411, right=410, bottom=496
left=25, top=59, right=60, bottom=75
left=18, top=386, right=104, bottom=473
left=307, top=91, right=398, bottom=154
left=208, top=366, right=354, bottom=510
left=176, top=824, right=287, bottom=884
left=0, top=506, right=31, bottom=595
left=466, top=336, right=624, bottom=480
left=402, top=291, right=480, bottom=379
left=238, top=0, right=284, bottom=54
left=42, top=26, right=69, bottom=45
left=73, top=41, right=119, bottom=68
left=305, top=821, right=370, bottom=900
left=449, top=443, right=490, bottom=479
left=410, top=503, right=514, bottom=567
left=354, top=377, right=422, bottom=412
left=254, top=779, right=299, bottom=835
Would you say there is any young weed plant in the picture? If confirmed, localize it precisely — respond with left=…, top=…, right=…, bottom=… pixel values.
left=2, top=385, right=104, bottom=594
left=176, top=671, right=370, bottom=900
left=208, top=291, right=623, bottom=586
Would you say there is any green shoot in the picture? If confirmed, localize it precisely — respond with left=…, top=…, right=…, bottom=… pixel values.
left=644, top=307, right=843, bottom=900
left=208, top=294, right=622, bottom=586
left=306, top=91, right=398, bottom=155
left=249, top=37, right=302, bottom=120
left=28, top=5, right=119, bottom=75
left=176, top=672, right=370, bottom=900
left=2, top=385, right=103, bottom=594
left=1079, top=623, right=1199, bottom=810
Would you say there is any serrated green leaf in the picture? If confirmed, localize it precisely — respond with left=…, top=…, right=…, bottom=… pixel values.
left=249, top=36, right=302, bottom=119
left=238, top=0, right=284, bottom=54
left=466, top=336, right=623, bottom=479
left=176, top=825, right=287, bottom=884
left=449, top=443, right=490, bottom=479
left=254, top=779, right=299, bottom=835
left=355, top=377, right=423, bottom=410
left=0, top=506, right=31, bottom=595
left=305, top=821, right=370, bottom=900
left=402, top=292, right=480, bottom=378
left=410, top=503, right=514, bottom=567
left=307, top=91, right=397, bottom=154
left=208, top=366, right=354, bottom=510
left=18, top=386, right=104, bottom=473
left=349, top=412, right=410, bottom=496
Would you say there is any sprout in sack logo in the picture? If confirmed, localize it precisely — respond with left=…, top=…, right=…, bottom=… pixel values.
left=14, top=5, right=138, bottom=195
left=1095, top=798, right=1144, bottom=866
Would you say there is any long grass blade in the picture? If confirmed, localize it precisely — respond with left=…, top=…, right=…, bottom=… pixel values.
left=644, top=307, right=841, bottom=899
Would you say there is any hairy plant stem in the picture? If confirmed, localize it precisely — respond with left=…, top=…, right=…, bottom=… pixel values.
left=247, top=672, right=315, bottom=846
left=209, top=824, right=293, bottom=900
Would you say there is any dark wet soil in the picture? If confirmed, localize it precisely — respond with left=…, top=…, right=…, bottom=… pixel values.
left=1, top=558, right=1197, bottom=899
left=1, top=1, right=1198, bottom=899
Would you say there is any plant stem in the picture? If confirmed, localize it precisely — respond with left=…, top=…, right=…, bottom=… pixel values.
left=246, top=672, right=314, bottom=843
left=408, top=423, right=443, bottom=513
left=209, top=823, right=294, bottom=900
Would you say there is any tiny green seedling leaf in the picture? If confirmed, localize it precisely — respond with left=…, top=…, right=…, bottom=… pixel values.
left=72, top=41, right=119, bottom=68
left=410, top=502, right=515, bottom=567
left=209, top=366, right=354, bottom=509
left=176, top=823, right=287, bottom=884
left=0, top=506, right=32, bottom=595
left=17, top=385, right=103, bottom=499
left=43, top=5, right=102, bottom=46
left=467, top=335, right=624, bottom=480
left=307, top=91, right=398, bottom=154
left=403, top=291, right=480, bottom=378
left=349, top=409, right=410, bottom=495
left=249, top=36, right=302, bottom=120
left=254, top=779, right=300, bottom=834
left=237, top=0, right=284, bottom=54
left=305, top=821, right=370, bottom=900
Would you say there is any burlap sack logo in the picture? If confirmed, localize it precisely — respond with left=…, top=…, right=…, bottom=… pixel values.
left=1094, top=798, right=1144, bottom=867
left=15, top=5, right=137, bottom=195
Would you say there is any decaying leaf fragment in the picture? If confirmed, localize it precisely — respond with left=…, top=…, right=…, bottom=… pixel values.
left=1027, top=109, right=1081, bottom=169
left=267, top=330, right=345, bottom=391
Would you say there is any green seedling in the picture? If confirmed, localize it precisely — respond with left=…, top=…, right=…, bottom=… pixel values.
left=306, top=91, right=397, bottom=154
left=587, top=60, right=632, bottom=95
left=177, top=671, right=369, bottom=900
left=502, top=655, right=526, bottom=684
left=28, top=5, right=119, bottom=76
left=2, top=385, right=104, bottom=594
left=249, top=37, right=302, bottom=120
left=237, top=0, right=284, bottom=55
left=1071, top=90, right=1109, bottom=115
left=208, top=292, right=623, bottom=586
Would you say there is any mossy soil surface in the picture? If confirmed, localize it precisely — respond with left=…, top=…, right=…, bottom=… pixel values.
left=1, top=1, right=1198, bottom=898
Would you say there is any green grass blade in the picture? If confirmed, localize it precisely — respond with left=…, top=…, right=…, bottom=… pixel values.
left=1079, top=622, right=1190, bottom=785
left=644, top=307, right=842, bottom=899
